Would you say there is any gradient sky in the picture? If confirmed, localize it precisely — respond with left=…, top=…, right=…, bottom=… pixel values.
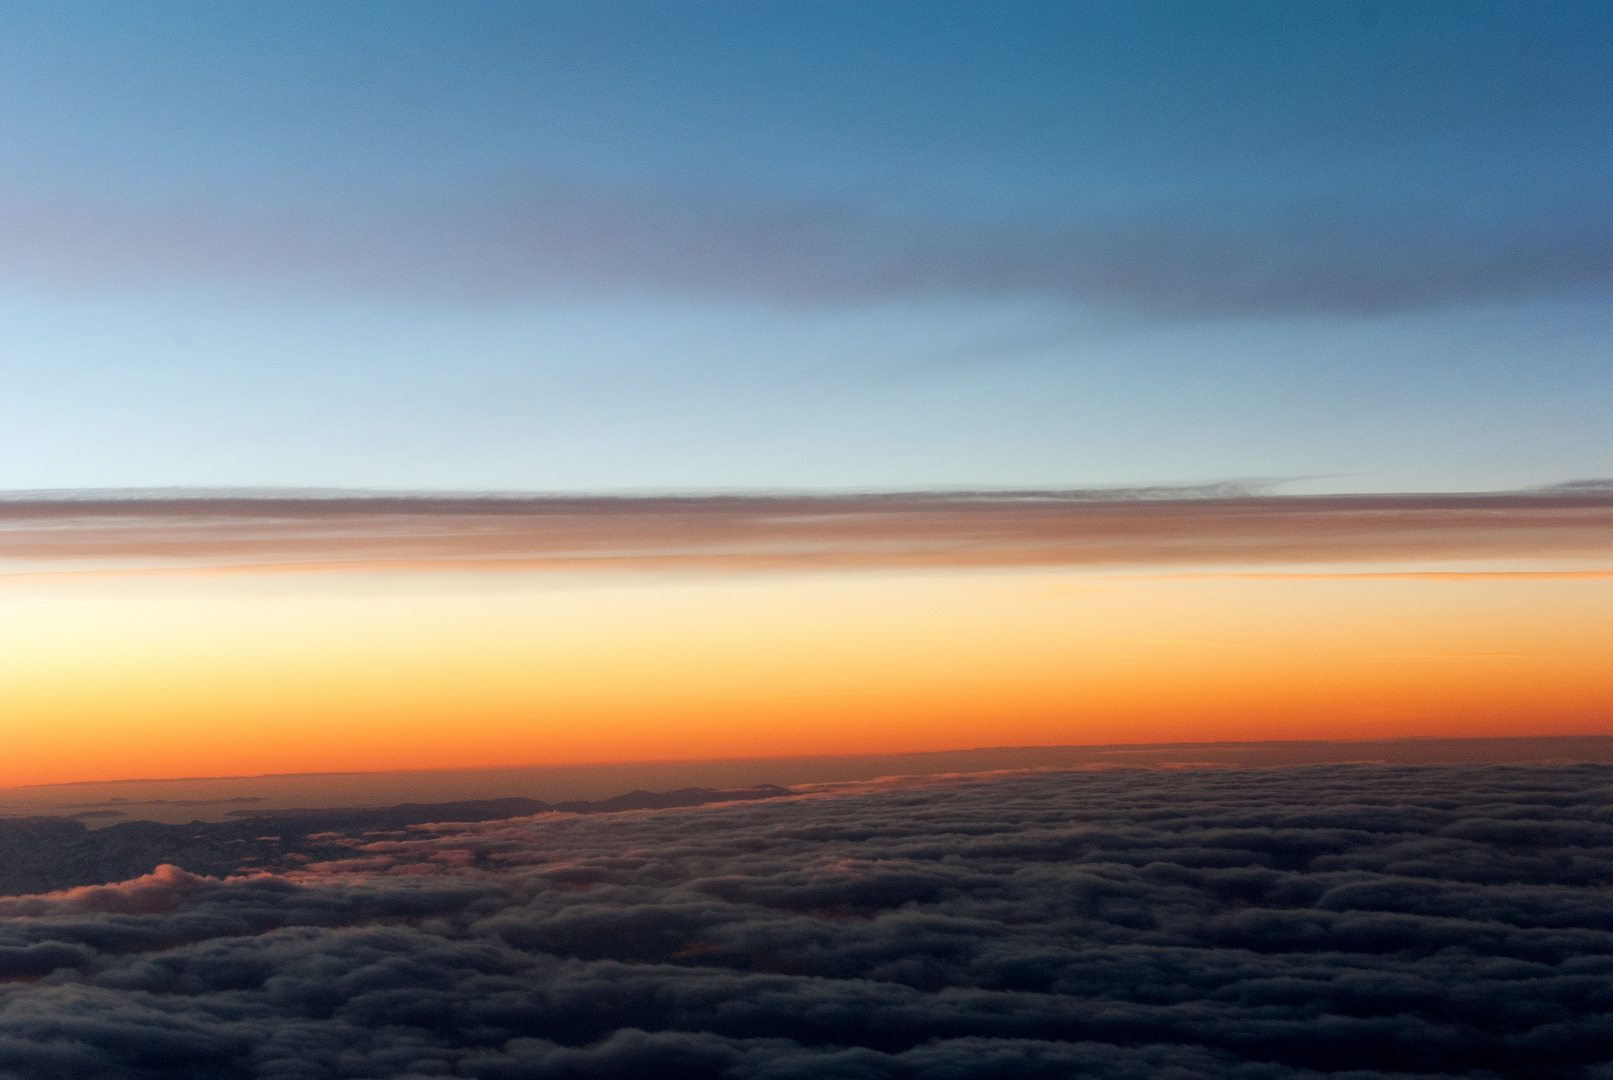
left=3, top=2, right=1612, bottom=785
left=2, top=0, right=1609, bottom=494
left=3, top=489, right=1610, bottom=785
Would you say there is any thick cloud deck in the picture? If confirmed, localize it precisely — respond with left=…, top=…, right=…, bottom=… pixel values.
left=3, top=764, right=1613, bottom=1078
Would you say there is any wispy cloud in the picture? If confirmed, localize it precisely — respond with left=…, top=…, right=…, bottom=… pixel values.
left=2, top=165, right=1609, bottom=315
left=3, top=486, right=1609, bottom=577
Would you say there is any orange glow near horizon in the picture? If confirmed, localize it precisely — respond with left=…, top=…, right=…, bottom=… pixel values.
left=2, top=564, right=1610, bottom=787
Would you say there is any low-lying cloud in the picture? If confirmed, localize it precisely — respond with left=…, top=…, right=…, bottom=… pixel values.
left=2, top=487, right=1610, bottom=578
left=4, top=764, right=1613, bottom=1077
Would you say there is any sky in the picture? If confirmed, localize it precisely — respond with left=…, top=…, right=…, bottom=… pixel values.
left=1, top=0, right=1609, bottom=494
left=3, top=488, right=1609, bottom=785
left=1, top=1, right=1611, bottom=785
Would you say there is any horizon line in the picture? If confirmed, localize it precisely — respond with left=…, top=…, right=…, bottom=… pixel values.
left=10, top=732, right=1613, bottom=792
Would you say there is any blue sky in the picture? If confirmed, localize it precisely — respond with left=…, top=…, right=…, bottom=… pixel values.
left=2, top=0, right=1609, bottom=493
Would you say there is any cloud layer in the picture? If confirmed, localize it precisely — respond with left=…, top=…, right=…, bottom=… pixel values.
left=3, top=488, right=1611, bottom=577
left=4, top=765, right=1613, bottom=1077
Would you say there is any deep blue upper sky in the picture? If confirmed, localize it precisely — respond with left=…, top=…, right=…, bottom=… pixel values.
left=2, top=0, right=1609, bottom=493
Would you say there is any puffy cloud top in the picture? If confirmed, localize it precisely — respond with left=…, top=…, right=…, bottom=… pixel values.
left=4, top=764, right=1613, bottom=1078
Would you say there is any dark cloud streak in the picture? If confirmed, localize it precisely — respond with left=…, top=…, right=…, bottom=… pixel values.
left=2, top=171, right=1610, bottom=317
